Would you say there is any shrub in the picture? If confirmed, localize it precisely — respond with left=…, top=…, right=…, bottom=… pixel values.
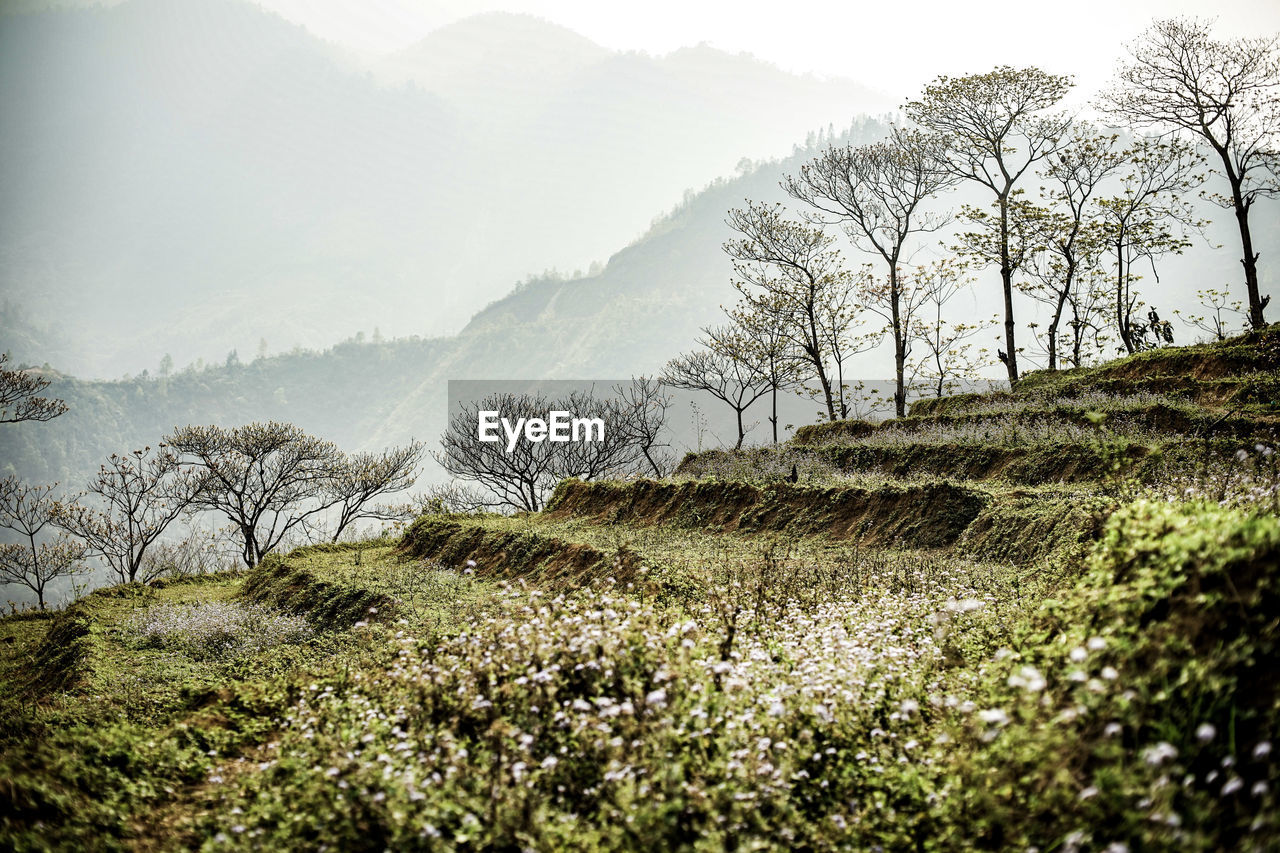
left=941, top=500, right=1280, bottom=851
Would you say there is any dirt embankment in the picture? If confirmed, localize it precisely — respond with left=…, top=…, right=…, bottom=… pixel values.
left=958, top=493, right=1109, bottom=565
left=392, top=478, right=1108, bottom=589
left=808, top=442, right=1149, bottom=485
left=910, top=326, right=1280, bottom=414
left=677, top=442, right=1150, bottom=485
left=399, top=517, right=643, bottom=588
left=544, top=479, right=990, bottom=549
left=241, top=557, right=398, bottom=628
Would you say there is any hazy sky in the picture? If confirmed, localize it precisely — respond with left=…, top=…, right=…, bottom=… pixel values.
left=252, top=0, right=1280, bottom=100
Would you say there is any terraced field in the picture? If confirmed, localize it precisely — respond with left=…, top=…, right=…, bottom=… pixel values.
left=2, top=328, right=1278, bottom=850
left=676, top=329, right=1278, bottom=490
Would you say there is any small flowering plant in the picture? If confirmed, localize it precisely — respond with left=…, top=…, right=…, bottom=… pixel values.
left=126, top=601, right=313, bottom=660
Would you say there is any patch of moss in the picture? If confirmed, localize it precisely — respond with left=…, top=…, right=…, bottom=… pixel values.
left=28, top=604, right=94, bottom=693
left=791, top=419, right=878, bottom=444
left=908, top=391, right=995, bottom=417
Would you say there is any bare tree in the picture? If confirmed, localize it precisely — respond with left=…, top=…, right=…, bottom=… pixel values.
left=1063, top=269, right=1118, bottom=367
left=1099, top=17, right=1279, bottom=329
left=436, top=391, right=640, bottom=512
left=952, top=191, right=1042, bottom=375
left=723, top=203, right=855, bottom=421
left=555, top=389, right=647, bottom=482
left=821, top=286, right=880, bottom=422
left=0, top=477, right=87, bottom=608
left=58, top=446, right=199, bottom=584
left=167, top=422, right=344, bottom=567
left=395, top=482, right=492, bottom=517
left=613, top=376, right=675, bottom=476
left=784, top=128, right=958, bottom=415
left=137, top=528, right=237, bottom=580
left=907, top=260, right=991, bottom=398
left=662, top=338, right=773, bottom=450
left=1020, top=126, right=1128, bottom=369
left=855, top=262, right=933, bottom=405
left=0, top=353, right=68, bottom=424
left=722, top=300, right=806, bottom=442
left=905, top=66, right=1074, bottom=385
left=1094, top=138, right=1205, bottom=354
left=327, top=442, right=426, bottom=541
left=437, top=393, right=548, bottom=513
left=1175, top=287, right=1249, bottom=342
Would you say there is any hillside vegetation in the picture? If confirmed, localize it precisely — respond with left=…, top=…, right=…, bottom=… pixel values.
left=1, top=330, right=1277, bottom=850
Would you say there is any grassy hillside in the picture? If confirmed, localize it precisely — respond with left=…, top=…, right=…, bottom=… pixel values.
left=1, top=329, right=1277, bottom=850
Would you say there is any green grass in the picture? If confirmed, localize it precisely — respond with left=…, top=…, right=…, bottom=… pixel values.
left=2, top=327, right=1278, bottom=850
left=5, top=498, right=1278, bottom=850
left=140, top=502, right=1280, bottom=850
left=0, top=548, right=511, bottom=851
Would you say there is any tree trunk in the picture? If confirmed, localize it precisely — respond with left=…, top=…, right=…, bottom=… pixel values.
left=240, top=525, right=258, bottom=568
left=1216, top=150, right=1268, bottom=330
left=804, top=281, right=837, bottom=421
left=734, top=408, right=746, bottom=449
left=817, top=371, right=835, bottom=422
left=891, top=266, right=906, bottom=417
left=1234, top=192, right=1266, bottom=329
left=807, top=328, right=836, bottom=421
left=1001, top=269, right=1018, bottom=385
left=770, top=383, right=778, bottom=444
left=1047, top=255, right=1074, bottom=371
left=1070, top=309, right=1084, bottom=369
left=999, top=196, right=1019, bottom=386
left=1116, top=247, right=1136, bottom=355
left=642, top=446, right=662, bottom=478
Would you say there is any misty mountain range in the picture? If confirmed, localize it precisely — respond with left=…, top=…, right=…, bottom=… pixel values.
left=0, top=122, right=894, bottom=487
left=0, top=0, right=889, bottom=379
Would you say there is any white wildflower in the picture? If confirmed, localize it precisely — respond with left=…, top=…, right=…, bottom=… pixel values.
left=1008, top=665, right=1046, bottom=692
left=1141, top=742, right=1178, bottom=766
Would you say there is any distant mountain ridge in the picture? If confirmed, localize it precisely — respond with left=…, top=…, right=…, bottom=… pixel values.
left=376, top=12, right=612, bottom=115
left=0, top=0, right=890, bottom=379
left=0, top=120, right=893, bottom=487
